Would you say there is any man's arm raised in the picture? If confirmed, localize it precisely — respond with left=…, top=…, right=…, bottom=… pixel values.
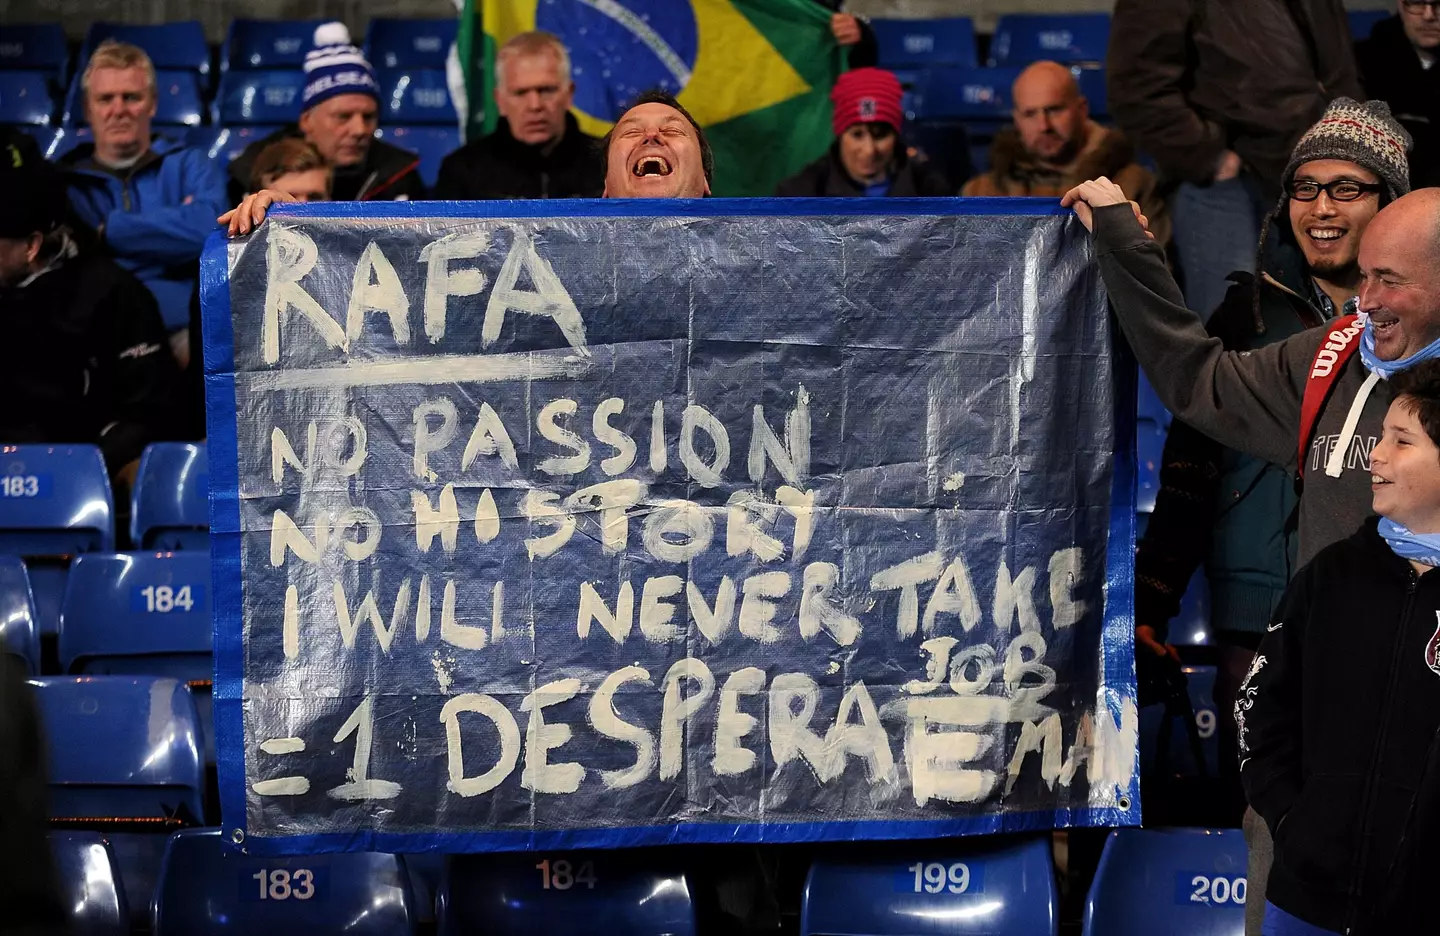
left=1063, top=177, right=1322, bottom=470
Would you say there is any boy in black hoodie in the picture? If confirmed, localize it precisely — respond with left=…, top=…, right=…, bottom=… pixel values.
left=1238, top=359, right=1440, bottom=935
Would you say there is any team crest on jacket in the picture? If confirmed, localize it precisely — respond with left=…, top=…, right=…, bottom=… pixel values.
left=1427, top=611, right=1440, bottom=677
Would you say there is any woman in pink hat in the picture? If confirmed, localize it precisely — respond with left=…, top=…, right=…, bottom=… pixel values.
left=775, top=67, right=953, bottom=198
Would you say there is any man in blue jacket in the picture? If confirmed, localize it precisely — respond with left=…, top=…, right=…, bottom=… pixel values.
left=60, top=40, right=228, bottom=368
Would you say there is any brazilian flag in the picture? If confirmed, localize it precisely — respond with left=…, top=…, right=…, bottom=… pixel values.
left=456, top=0, right=846, bottom=196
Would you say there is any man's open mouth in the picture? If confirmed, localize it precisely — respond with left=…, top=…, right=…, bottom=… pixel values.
left=632, top=155, right=673, bottom=177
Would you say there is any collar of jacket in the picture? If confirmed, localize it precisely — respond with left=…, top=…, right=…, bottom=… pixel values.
left=490, top=113, right=591, bottom=164
left=823, top=139, right=917, bottom=195
left=989, top=121, right=1135, bottom=187
left=60, top=133, right=185, bottom=179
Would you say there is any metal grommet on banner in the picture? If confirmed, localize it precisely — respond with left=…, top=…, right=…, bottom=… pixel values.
left=1118, top=797, right=1132, bottom=811
left=230, top=828, right=245, bottom=845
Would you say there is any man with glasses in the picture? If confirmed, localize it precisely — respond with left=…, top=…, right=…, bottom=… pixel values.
left=1358, top=0, right=1440, bottom=187
left=1063, top=98, right=1415, bottom=936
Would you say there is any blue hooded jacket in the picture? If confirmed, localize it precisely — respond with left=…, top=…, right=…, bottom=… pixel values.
left=61, top=135, right=228, bottom=331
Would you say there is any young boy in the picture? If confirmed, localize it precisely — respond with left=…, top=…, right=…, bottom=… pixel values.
left=1238, top=359, right=1440, bottom=935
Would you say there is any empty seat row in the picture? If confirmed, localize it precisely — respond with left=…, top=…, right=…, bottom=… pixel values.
left=898, top=65, right=1108, bottom=123
left=0, top=19, right=457, bottom=80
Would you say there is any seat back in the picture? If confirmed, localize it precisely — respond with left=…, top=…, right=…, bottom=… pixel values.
left=214, top=69, right=305, bottom=126
left=81, top=21, right=210, bottom=76
left=223, top=19, right=323, bottom=71
left=989, top=13, right=1111, bottom=68
left=132, top=443, right=210, bottom=550
left=801, top=836, right=1057, bottom=935
left=912, top=66, right=1021, bottom=121
left=0, top=555, right=39, bottom=676
left=0, top=70, right=54, bottom=124
left=378, top=68, right=455, bottom=125
left=1083, top=828, right=1248, bottom=936
left=365, top=18, right=458, bottom=69
left=1074, top=66, right=1106, bottom=118
left=153, top=70, right=205, bottom=127
left=51, top=831, right=130, bottom=936
left=60, top=551, right=213, bottom=671
left=1349, top=9, right=1390, bottom=41
left=377, top=125, right=457, bottom=189
left=188, top=124, right=282, bottom=165
left=153, top=829, right=419, bottom=935
left=438, top=851, right=697, bottom=936
left=871, top=18, right=978, bottom=69
left=0, top=23, right=69, bottom=74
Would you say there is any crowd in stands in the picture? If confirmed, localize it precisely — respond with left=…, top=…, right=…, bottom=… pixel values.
left=7, top=2, right=1440, bottom=934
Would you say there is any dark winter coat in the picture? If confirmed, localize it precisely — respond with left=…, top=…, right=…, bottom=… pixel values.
left=0, top=651, right=64, bottom=936
left=1356, top=15, right=1440, bottom=189
left=433, top=115, right=603, bottom=200
left=0, top=249, right=180, bottom=470
left=1107, top=0, right=1363, bottom=192
left=774, top=143, right=952, bottom=197
left=1239, top=518, right=1440, bottom=933
left=227, top=125, right=427, bottom=203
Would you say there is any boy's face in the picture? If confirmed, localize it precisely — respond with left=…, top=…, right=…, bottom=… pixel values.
left=1371, top=397, right=1440, bottom=531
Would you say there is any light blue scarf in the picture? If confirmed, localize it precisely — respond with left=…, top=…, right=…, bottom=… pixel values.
left=1378, top=517, right=1440, bottom=567
left=1358, top=313, right=1440, bottom=379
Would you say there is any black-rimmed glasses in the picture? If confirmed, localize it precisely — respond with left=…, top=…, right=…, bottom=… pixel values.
left=1287, top=180, right=1384, bottom=202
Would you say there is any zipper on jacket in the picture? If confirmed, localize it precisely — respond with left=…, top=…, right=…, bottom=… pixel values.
left=1344, top=568, right=1418, bottom=934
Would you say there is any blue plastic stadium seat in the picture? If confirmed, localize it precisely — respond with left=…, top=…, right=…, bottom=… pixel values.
left=1136, top=416, right=1167, bottom=514
left=1074, top=66, right=1106, bottom=119
left=871, top=18, right=979, bottom=69
left=1083, top=828, right=1248, bottom=936
left=989, top=14, right=1112, bottom=68
left=81, top=22, right=210, bottom=77
left=188, top=124, right=282, bottom=165
left=51, top=831, right=130, bottom=936
left=153, top=829, right=419, bottom=935
left=132, top=443, right=209, bottom=550
left=1139, top=660, right=1220, bottom=779
left=1349, top=10, right=1391, bottom=42
left=1137, top=373, right=1171, bottom=428
left=223, top=20, right=324, bottom=71
left=17, top=122, right=61, bottom=154
left=377, top=125, right=456, bottom=188
left=1173, top=572, right=1213, bottom=648
left=44, top=124, right=91, bottom=159
left=366, top=18, right=458, bottom=70
left=0, top=24, right=69, bottom=75
left=59, top=551, right=215, bottom=760
left=438, top=852, right=697, bottom=936
left=153, top=70, right=205, bottom=127
left=0, top=445, right=114, bottom=636
left=34, top=675, right=204, bottom=926
left=912, top=66, right=1022, bottom=122
left=215, top=70, right=305, bottom=126
left=801, top=836, right=1058, bottom=935
left=0, top=555, right=39, bottom=676
left=0, top=70, right=54, bottom=125
left=379, top=69, right=455, bottom=125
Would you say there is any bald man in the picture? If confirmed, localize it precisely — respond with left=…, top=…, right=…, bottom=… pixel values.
left=964, top=61, right=1169, bottom=245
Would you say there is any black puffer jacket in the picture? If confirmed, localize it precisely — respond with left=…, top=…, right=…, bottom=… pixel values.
left=433, top=115, right=603, bottom=200
left=1239, top=518, right=1440, bottom=933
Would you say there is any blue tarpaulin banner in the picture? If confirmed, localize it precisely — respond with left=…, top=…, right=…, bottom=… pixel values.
left=201, top=199, right=1139, bottom=855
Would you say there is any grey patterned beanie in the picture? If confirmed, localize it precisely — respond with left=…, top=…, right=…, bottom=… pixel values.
left=1283, top=97, right=1412, bottom=202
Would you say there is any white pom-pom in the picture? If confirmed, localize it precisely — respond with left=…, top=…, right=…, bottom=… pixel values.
left=313, top=22, right=352, bottom=47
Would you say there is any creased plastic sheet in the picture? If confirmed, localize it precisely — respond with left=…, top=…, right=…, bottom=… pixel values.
left=200, top=198, right=1139, bottom=855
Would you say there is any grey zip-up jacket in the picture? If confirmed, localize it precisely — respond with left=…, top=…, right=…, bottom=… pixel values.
left=1093, top=203, right=1386, bottom=568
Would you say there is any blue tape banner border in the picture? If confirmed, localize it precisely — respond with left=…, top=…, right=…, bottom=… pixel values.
left=203, top=198, right=1138, bottom=854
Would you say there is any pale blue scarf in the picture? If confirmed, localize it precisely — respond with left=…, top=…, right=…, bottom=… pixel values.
left=1379, top=517, right=1440, bottom=567
left=1358, top=313, right=1440, bottom=379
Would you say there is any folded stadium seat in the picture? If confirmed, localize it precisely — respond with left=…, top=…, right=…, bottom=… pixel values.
left=34, top=675, right=205, bottom=929
left=870, top=18, right=979, bottom=69
left=51, top=831, right=130, bottom=936
left=1136, top=416, right=1167, bottom=514
left=0, top=23, right=69, bottom=77
left=214, top=69, right=305, bottom=126
left=1349, top=9, right=1390, bottom=42
left=0, top=70, right=55, bottom=125
left=0, top=555, right=40, bottom=676
left=222, top=19, right=324, bottom=71
left=80, top=21, right=211, bottom=79
left=153, top=829, right=420, bottom=935
left=988, top=13, right=1112, bottom=69
left=0, top=445, right=114, bottom=637
left=438, top=852, right=697, bottom=935
left=131, top=442, right=209, bottom=550
left=1138, top=662, right=1221, bottom=780
left=59, top=551, right=215, bottom=765
left=376, top=125, right=458, bottom=189
left=1083, top=828, right=1248, bottom=936
left=378, top=68, right=456, bottom=126
left=188, top=124, right=283, bottom=165
left=801, top=836, right=1058, bottom=935
left=365, top=18, right=459, bottom=70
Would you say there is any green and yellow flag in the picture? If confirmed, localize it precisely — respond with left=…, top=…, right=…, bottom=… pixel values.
left=456, top=0, right=845, bottom=196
